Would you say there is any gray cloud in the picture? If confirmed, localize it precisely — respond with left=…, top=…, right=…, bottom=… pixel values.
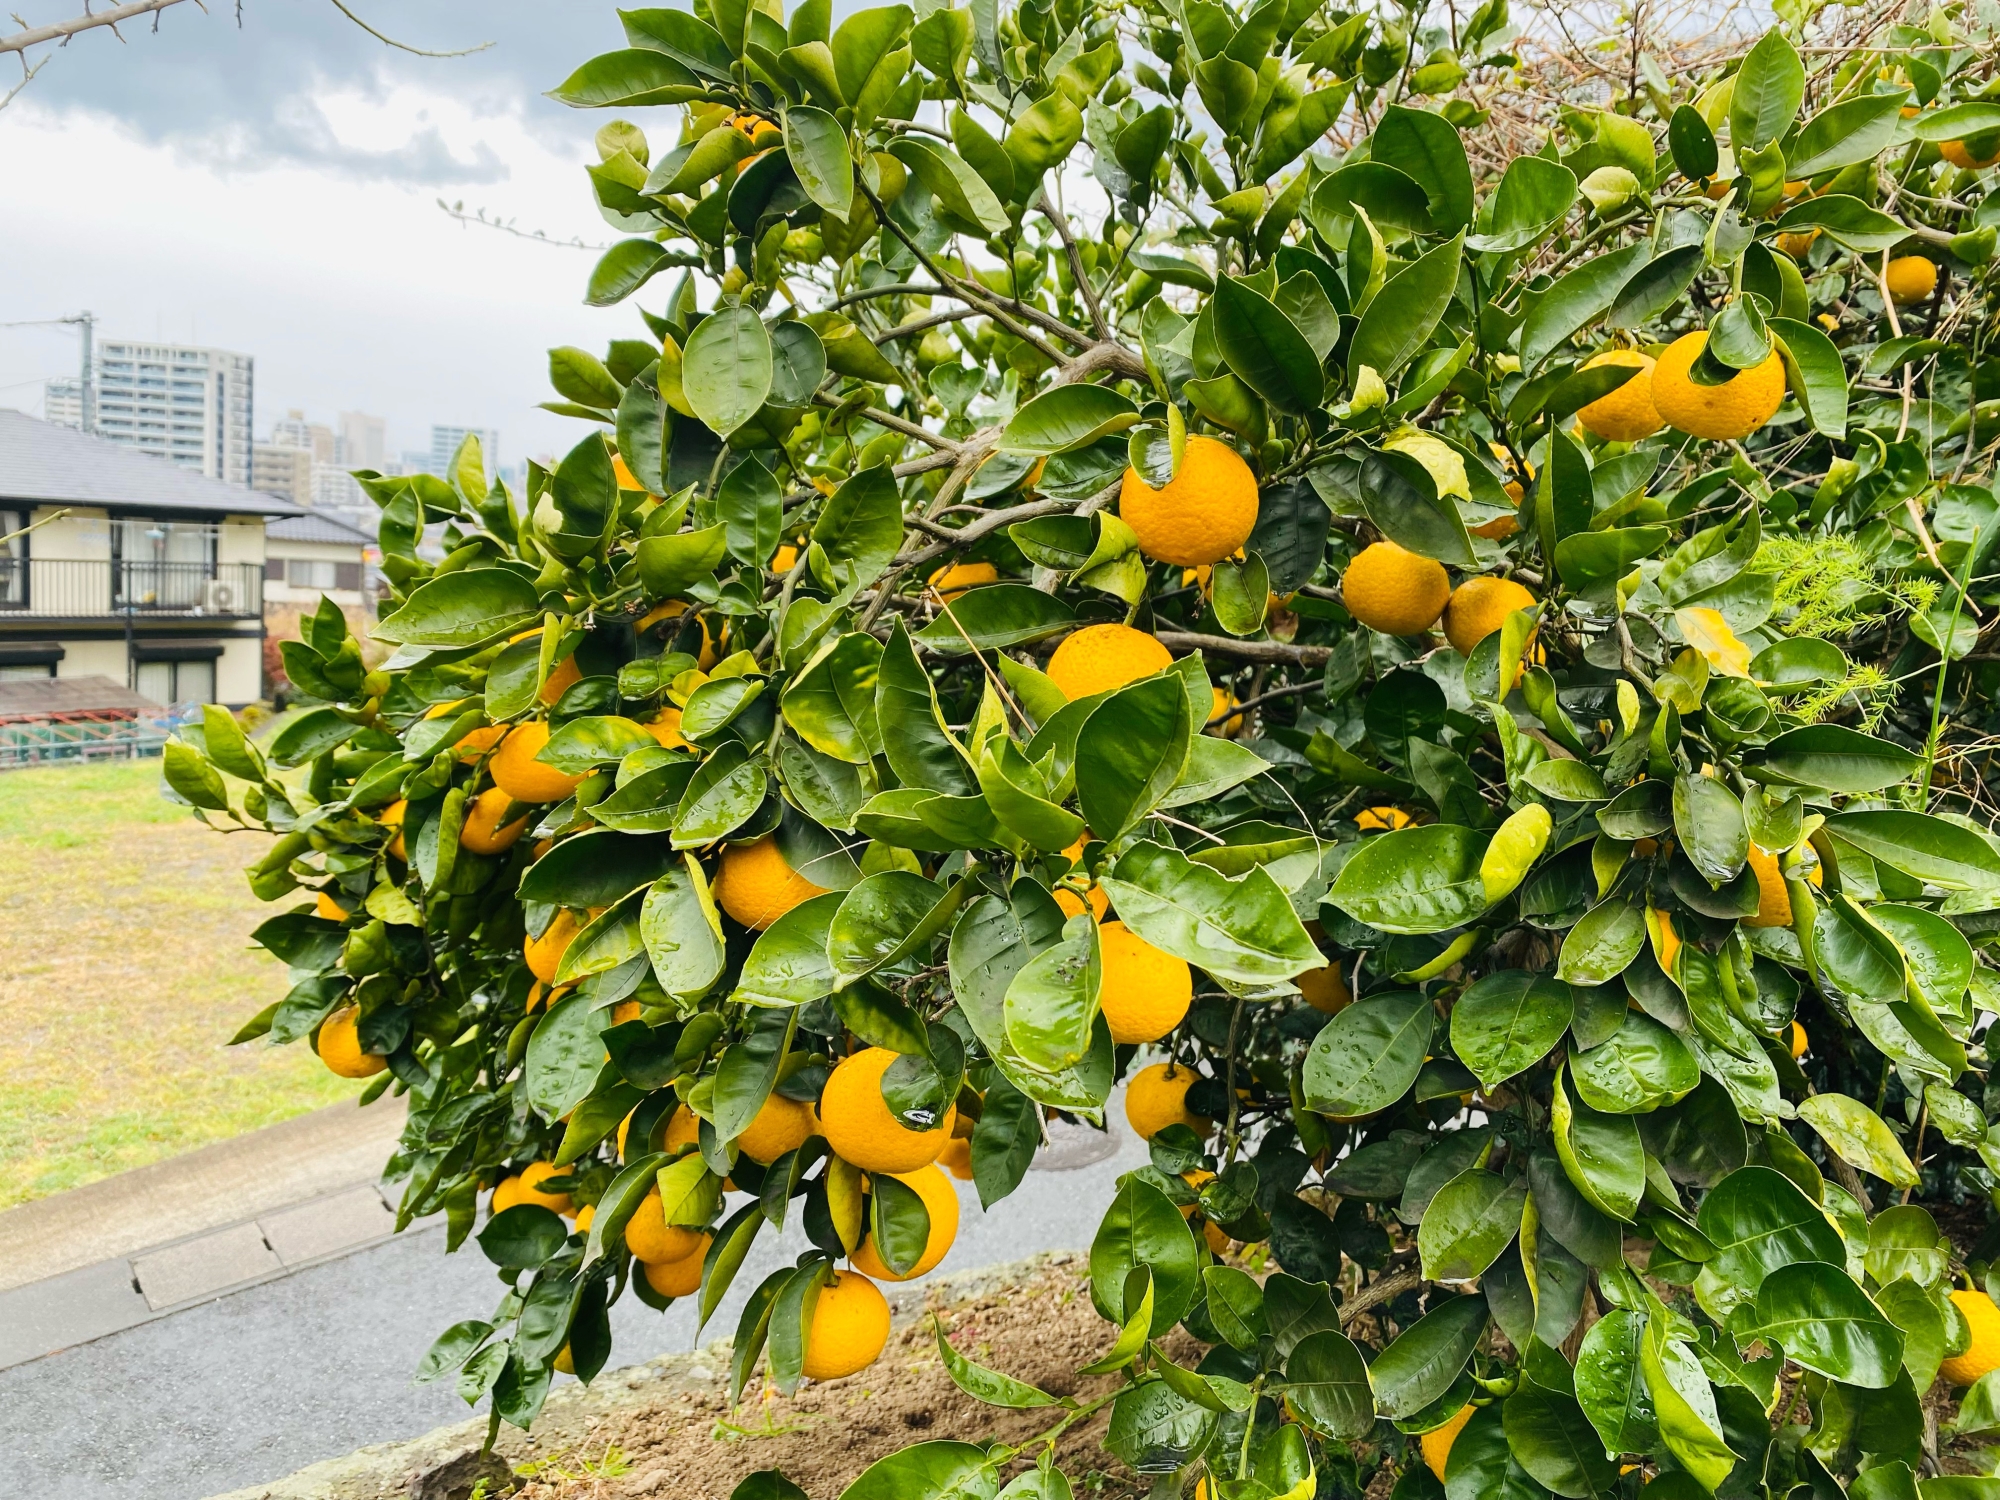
left=11, top=0, right=625, bottom=183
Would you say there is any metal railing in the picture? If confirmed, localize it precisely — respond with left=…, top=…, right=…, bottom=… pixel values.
left=0, top=559, right=263, bottom=618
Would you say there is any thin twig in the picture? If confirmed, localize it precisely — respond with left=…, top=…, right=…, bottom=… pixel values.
left=324, top=0, right=491, bottom=56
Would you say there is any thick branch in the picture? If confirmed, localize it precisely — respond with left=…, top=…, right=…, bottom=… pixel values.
left=1155, top=631, right=1333, bottom=666
left=1, top=0, right=188, bottom=55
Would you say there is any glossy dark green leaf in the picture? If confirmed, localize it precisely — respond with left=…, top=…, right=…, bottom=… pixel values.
left=1672, top=774, right=1748, bottom=885
left=810, top=465, right=903, bottom=601
left=914, top=585, right=1076, bottom=654
left=1826, top=811, right=2000, bottom=895
left=1358, top=448, right=1476, bottom=568
left=1748, top=725, right=1921, bottom=792
left=1285, top=1329, right=1375, bottom=1439
left=1075, top=677, right=1192, bottom=839
left=876, top=621, right=976, bottom=796
left=375, top=568, right=541, bottom=647
left=1371, top=105, right=1474, bottom=232
left=1452, top=971, right=1574, bottom=1088
left=1089, top=1177, right=1199, bottom=1337
left=1552, top=1069, right=1644, bottom=1220
left=1570, top=1011, right=1698, bottom=1114
left=682, top=306, right=773, bottom=436
left=1099, top=839, right=1319, bottom=985
left=1328, top=823, right=1486, bottom=934
left=999, top=384, right=1140, bottom=455
left=1419, top=1169, right=1526, bottom=1280
left=1748, top=1260, right=1904, bottom=1387
left=672, top=741, right=768, bottom=848
left=1694, top=1164, right=1845, bottom=1293
left=1370, top=1294, right=1488, bottom=1418
left=783, top=104, right=853, bottom=217
left=1302, top=989, right=1432, bottom=1118
left=839, top=1441, right=997, bottom=1500
left=1214, top=275, right=1323, bottom=413
left=1504, top=1381, right=1619, bottom=1499
left=1521, top=243, right=1650, bottom=370
left=1730, top=32, right=1805, bottom=152
left=1349, top=232, right=1467, bottom=381
left=733, top=891, right=843, bottom=1005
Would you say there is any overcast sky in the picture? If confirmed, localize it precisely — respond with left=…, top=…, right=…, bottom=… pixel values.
left=0, top=1, right=667, bottom=472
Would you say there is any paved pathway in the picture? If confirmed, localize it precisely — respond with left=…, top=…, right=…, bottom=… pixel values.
left=0, top=1098, right=1144, bottom=1500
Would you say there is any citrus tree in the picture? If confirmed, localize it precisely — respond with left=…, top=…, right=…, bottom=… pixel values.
left=167, top=0, right=2000, bottom=1493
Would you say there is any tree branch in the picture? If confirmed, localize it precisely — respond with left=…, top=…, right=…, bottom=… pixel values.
left=324, top=0, right=492, bottom=56
left=1, top=0, right=188, bottom=56
left=1155, top=631, right=1334, bottom=666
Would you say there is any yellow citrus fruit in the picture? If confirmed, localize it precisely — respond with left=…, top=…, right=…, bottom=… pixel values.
left=1790, top=1021, right=1808, bottom=1060
left=424, top=698, right=467, bottom=720
left=1117, top=434, right=1259, bottom=567
left=553, top=1344, right=576, bottom=1374
left=1422, top=1404, right=1475, bottom=1481
left=736, top=1093, right=819, bottom=1164
left=573, top=1203, right=595, bottom=1234
left=1098, top=921, right=1193, bottom=1044
left=1357, top=806, right=1413, bottom=831
left=1208, top=687, right=1244, bottom=738
left=1886, top=255, right=1937, bottom=305
left=801, top=1269, right=891, bottom=1380
left=1442, top=576, right=1537, bottom=657
left=937, top=1135, right=974, bottom=1181
left=624, top=1184, right=708, bottom=1264
left=316, top=1005, right=385, bottom=1079
left=772, top=543, right=799, bottom=572
left=1055, top=834, right=1109, bottom=921
left=314, top=891, right=347, bottom=921
left=1046, top=623, right=1173, bottom=700
left=1943, top=138, right=2000, bottom=170
left=1471, top=510, right=1520, bottom=540
left=642, top=1236, right=712, bottom=1298
left=1776, top=229, right=1819, bottom=260
left=525, top=908, right=583, bottom=984
left=637, top=600, right=724, bottom=669
left=1298, top=959, right=1349, bottom=1014
left=1745, top=845, right=1794, bottom=928
left=1652, top=908, right=1682, bottom=979
left=613, top=454, right=641, bottom=490
left=455, top=724, right=506, bottom=763
left=1576, top=351, right=1664, bottom=441
left=1651, top=331, right=1786, bottom=441
left=822, top=1047, right=958, bottom=1172
left=1341, top=541, right=1451, bottom=636
left=380, top=799, right=408, bottom=862
left=713, top=834, right=830, bottom=931
left=643, top=707, right=688, bottom=750
left=851, top=1163, right=961, bottom=1280
left=1942, top=1290, right=2000, bottom=1386
left=517, top=1161, right=574, bottom=1216
left=539, top=654, right=582, bottom=707
left=927, top=560, right=999, bottom=599
left=491, top=722, right=585, bottom=805
left=459, top=786, right=532, bottom=856
left=663, top=1104, right=703, bottom=1154
left=1124, top=1062, right=1211, bottom=1140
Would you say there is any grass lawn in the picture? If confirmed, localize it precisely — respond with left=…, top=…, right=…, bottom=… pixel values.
left=0, top=758, right=353, bottom=1208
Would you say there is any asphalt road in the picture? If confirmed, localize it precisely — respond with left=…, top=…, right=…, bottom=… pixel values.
left=2, top=1120, right=1147, bottom=1500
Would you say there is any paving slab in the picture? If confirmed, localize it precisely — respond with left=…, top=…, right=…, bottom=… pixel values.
left=135, top=1222, right=283, bottom=1310
left=0, top=1258, right=151, bottom=1369
left=0, top=1095, right=408, bottom=1293
left=262, top=1186, right=396, bottom=1266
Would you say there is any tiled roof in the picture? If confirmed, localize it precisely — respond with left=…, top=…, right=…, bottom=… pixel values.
left=0, top=409, right=304, bottom=517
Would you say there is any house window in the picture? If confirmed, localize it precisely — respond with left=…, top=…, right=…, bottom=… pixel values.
left=0, top=508, right=23, bottom=608
left=136, top=658, right=216, bottom=706
left=287, top=559, right=339, bottom=590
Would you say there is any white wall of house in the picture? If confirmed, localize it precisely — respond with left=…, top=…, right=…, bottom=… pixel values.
left=218, top=636, right=262, bottom=703
left=265, top=536, right=369, bottom=612
left=56, top=640, right=128, bottom=681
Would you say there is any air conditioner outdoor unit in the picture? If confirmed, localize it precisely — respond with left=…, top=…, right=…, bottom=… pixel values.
left=201, top=577, right=240, bottom=614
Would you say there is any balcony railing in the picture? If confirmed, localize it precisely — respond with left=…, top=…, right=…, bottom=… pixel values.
left=0, top=560, right=263, bottom=619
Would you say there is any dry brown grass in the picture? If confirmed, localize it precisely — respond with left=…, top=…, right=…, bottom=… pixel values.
left=0, top=758, right=350, bottom=1207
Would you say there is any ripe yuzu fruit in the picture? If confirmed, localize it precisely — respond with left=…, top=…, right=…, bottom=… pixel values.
left=1886, top=255, right=1937, bottom=305
left=459, top=786, right=532, bottom=856
left=1124, top=1062, right=1211, bottom=1140
left=821, top=1047, right=958, bottom=1172
left=1443, top=577, right=1537, bottom=657
left=1942, top=1290, right=2000, bottom=1386
left=623, top=1184, right=708, bottom=1264
left=801, top=1269, right=891, bottom=1379
left=491, top=721, right=585, bottom=804
left=1117, top=434, right=1259, bottom=567
left=851, top=1163, right=961, bottom=1280
left=1097, top=921, right=1193, bottom=1044
left=1341, top=542, right=1451, bottom=636
left=1651, top=331, right=1786, bottom=441
left=642, top=1237, right=712, bottom=1298
left=713, top=834, right=830, bottom=930
left=1575, top=351, right=1664, bottom=441
left=316, top=1005, right=385, bottom=1078
left=1046, top=623, right=1173, bottom=700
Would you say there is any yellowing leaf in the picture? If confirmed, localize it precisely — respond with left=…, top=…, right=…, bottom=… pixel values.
left=1676, top=606, right=1753, bottom=678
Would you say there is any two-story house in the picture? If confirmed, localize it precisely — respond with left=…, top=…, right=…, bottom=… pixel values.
left=0, top=410, right=304, bottom=707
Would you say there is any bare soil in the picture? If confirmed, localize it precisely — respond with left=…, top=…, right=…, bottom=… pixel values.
left=508, top=1255, right=1161, bottom=1500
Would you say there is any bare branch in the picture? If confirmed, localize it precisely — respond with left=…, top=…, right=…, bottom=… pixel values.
left=436, top=200, right=614, bottom=252
left=323, top=0, right=492, bottom=57
left=0, top=0, right=189, bottom=56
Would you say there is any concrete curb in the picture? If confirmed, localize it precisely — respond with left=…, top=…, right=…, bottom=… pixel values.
left=0, top=1095, right=407, bottom=1294
left=202, top=1251, right=1083, bottom=1500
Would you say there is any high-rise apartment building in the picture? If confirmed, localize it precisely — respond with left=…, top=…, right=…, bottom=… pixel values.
left=268, top=409, right=335, bottom=463
left=251, top=442, right=315, bottom=506
left=430, top=425, right=500, bottom=476
left=339, top=411, right=388, bottom=471
left=43, top=377, right=84, bottom=429
left=91, top=342, right=254, bottom=486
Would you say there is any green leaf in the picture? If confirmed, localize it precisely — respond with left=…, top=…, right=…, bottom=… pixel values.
left=1672, top=774, right=1748, bottom=885
left=783, top=105, right=853, bottom=218
left=810, top=465, right=903, bottom=601
left=478, top=1204, right=570, bottom=1270
left=1327, top=824, right=1486, bottom=934
left=1302, top=989, right=1431, bottom=1118
left=718, top=457, right=783, bottom=568
left=1552, top=1068, right=1644, bottom=1220
left=734, top=890, right=843, bottom=1005
left=1748, top=725, right=1921, bottom=792
left=1693, top=1164, right=1845, bottom=1293
left=837, top=1441, right=996, bottom=1500
left=1570, top=1011, right=1699, bottom=1114
left=1575, top=1308, right=1658, bottom=1457
left=1203, top=1265, right=1269, bottom=1351
left=887, top=136, right=1010, bottom=235
left=1826, top=811, right=2000, bottom=895
left=1730, top=32, right=1805, bottom=152
left=375, top=568, right=541, bottom=646
left=682, top=306, right=773, bottom=436
left=1284, top=1329, right=1375, bottom=1439
left=1369, top=1294, right=1488, bottom=1418
left=547, top=48, right=705, bottom=108
left=1521, top=243, right=1650, bottom=371
left=1467, top=154, right=1576, bottom=253
left=1419, top=1170, right=1526, bottom=1280
left=782, top=631, right=884, bottom=763
left=1912, top=101, right=2000, bottom=140
left=1356, top=449, right=1476, bottom=568
left=826, top=870, right=966, bottom=986
left=636, top=524, right=729, bottom=597
left=1001, top=384, right=1139, bottom=455
left=1214, top=275, right=1324, bottom=413
left=1075, top=677, right=1192, bottom=839
left=640, top=856, right=727, bottom=1000
left=1772, top=194, right=1907, bottom=253
left=1004, top=90, right=1084, bottom=182
left=672, top=742, right=767, bottom=848
left=163, top=740, right=231, bottom=811
left=1452, top=971, right=1574, bottom=1088
left=876, top=621, right=976, bottom=797
left=1348, top=232, right=1466, bottom=382
left=1640, top=1327, right=1735, bottom=1492
left=1769, top=316, right=1849, bottom=439
left=587, top=239, right=682, bottom=307
left=1089, top=1177, right=1200, bottom=1337
left=1503, top=1381, right=1619, bottom=1499
left=1371, top=104, right=1474, bottom=232
left=518, top=829, right=678, bottom=908
left=916, top=585, right=1075, bottom=654
left=932, top=1315, right=1062, bottom=1409
left=1003, top=913, right=1102, bottom=1073
left=1098, top=839, right=1320, bottom=986
left=1798, top=1094, right=1919, bottom=1187
left=1606, top=245, right=1704, bottom=329
left=1553, top=526, right=1672, bottom=591
left=1748, top=1260, right=1905, bottom=1387
left=539, top=716, right=658, bottom=773
left=1787, top=92, right=1908, bottom=176
left=524, top=990, right=614, bottom=1120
